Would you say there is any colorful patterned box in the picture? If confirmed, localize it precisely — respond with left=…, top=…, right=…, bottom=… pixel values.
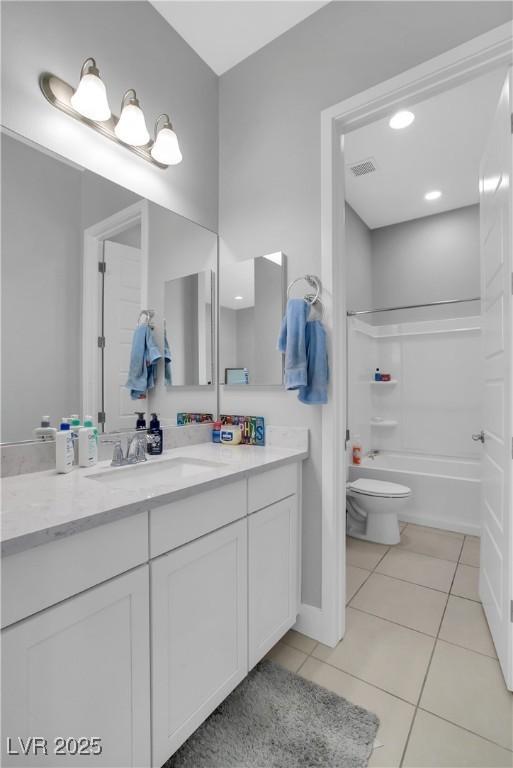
left=177, top=413, right=214, bottom=425
left=220, top=415, right=265, bottom=446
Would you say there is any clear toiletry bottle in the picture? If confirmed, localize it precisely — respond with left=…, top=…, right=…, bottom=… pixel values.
left=78, top=416, right=98, bottom=467
left=69, top=415, right=82, bottom=464
left=34, top=416, right=57, bottom=441
left=56, top=420, right=74, bottom=473
left=147, top=413, right=163, bottom=455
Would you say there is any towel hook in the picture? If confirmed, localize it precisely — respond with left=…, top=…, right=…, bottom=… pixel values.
left=287, top=274, right=321, bottom=305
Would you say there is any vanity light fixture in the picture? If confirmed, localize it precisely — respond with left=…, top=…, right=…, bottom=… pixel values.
left=40, top=57, right=182, bottom=169
left=114, top=89, right=150, bottom=146
left=389, top=110, right=415, bottom=130
left=151, top=114, right=183, bottom=165
left=70, top=58, right=111, bottom=121
left=424, top=189, right=442, bottom=201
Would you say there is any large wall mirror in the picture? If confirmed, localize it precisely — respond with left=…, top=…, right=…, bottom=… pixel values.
left=1, top=132, right=218, bottom=442
left=219, top=253, right=286, bottom=386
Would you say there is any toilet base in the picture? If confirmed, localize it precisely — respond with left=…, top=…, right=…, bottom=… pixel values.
left=346, top=498, right=402, bottom=545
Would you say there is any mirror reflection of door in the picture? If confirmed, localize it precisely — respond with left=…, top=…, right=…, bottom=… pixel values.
left=102, top=237, right=143, bottom=433
left=220, top=253, right=286, bottom=386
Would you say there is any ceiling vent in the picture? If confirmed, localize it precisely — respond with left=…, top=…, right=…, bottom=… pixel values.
left=348, top=157, right=377, bottom=177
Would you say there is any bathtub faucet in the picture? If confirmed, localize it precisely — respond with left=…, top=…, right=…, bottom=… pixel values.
left=366, top=450, right=380, bottom=460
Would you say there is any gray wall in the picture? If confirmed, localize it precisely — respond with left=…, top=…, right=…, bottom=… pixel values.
left=346, top=204, right=373, bottom=313
left=218, top=2, right=511, bottom=607
left=371, top=205, right=480, bottom=323
left=1, top=0, right=218, bottom=231
left=1, top=135, right=82, bottom=442
left=253, top=258, right=283, bottom=385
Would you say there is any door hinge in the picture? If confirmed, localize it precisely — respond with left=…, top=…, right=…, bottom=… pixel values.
left=97, top=336, right=106, bottom=349
left=510, top=600, right=513, bottom=623
left=97, top=411, right=106, bottom=425
left=98, top=261, right=106, bottom=274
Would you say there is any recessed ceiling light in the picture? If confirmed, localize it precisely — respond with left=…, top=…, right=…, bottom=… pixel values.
left=389, top=110, right=415, bottom=130
left=234, top=296, right=244, bottom=301
left=424, top=190, right=442, bottom=201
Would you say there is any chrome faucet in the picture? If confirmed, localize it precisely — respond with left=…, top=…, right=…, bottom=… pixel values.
left=105, top=432, right=148, bottom=467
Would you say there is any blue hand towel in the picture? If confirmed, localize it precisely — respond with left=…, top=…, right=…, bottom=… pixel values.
left=126, top=324, right=162, bottom=399
left=298, top=320, right=329, bottom=405
left=277, top=298, right=309, bottom=389
left=164, top=327, right=172, bottom=386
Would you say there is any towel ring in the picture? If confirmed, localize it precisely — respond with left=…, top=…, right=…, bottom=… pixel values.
left=287, top=275, right=321, bottom=305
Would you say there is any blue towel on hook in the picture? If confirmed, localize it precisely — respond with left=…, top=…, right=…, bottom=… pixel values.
left=164, top=327, right=172, bottom=386
left=298, top=320, right=329, bottom=405
left=126, top=324, right=162, bottom=399
left=277, top=298, right=309, bottom=389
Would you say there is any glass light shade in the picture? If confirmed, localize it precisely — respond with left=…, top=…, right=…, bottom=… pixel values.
left=114, top=103, right=150, bottom=146
left=151, top=126, right=182, bottom=165
left=70, top=73, right=111, bottom=122
left=389, top=110, right=415, bottom=130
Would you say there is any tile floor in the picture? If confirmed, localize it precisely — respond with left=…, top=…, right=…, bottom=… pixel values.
left=266, top=523, right=513, bottom=767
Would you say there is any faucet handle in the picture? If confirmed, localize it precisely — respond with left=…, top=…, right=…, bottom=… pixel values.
left=110, top=440, right=125, bottom=467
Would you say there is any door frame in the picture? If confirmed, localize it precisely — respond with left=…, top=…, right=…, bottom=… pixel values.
left=82, top=200, right=149, bottom=424
left=314, top=22, right=513, bottom=648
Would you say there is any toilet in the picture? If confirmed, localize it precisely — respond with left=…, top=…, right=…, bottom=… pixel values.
left=346, top=478, right=412, bottom=545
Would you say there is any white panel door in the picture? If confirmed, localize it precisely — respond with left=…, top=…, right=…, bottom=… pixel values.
left=479, top=69, right=512, bottom=690
left=103, top=241, right=142, bottom=432
left=1, top=566, right=151, bottom=767
left=248, top=495, right=298, bottom=668
left=151, top=519, right=248, bottom=767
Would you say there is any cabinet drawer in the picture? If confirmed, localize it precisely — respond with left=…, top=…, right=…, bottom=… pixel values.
left=248, top=462, right=298, bottom=513
left=1, top=513, right=148, bottom=628
left=150, top=480, right=246, bottom=558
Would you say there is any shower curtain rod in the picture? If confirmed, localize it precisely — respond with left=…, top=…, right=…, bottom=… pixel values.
left=346, top=296, right=481, bottom=316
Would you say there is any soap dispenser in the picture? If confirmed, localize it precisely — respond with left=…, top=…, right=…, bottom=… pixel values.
left=147, top=413, right=163, bottom=455
left=134, top=411, right=146, bottom=430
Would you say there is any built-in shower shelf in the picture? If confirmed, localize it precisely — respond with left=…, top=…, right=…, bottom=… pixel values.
left=370, top=379, right=398, bottom=385
left=370, top=419, right=398, bottom=427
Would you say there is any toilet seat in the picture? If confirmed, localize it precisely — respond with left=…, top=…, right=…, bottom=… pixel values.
left=348, top=478, right=411, bottom=499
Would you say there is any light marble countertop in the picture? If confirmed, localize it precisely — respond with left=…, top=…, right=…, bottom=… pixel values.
left=1, top=441, right=308, bottom=556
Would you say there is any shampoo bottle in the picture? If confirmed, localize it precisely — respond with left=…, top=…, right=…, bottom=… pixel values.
left=78, top=416, right=98, bottom=467
left=147, top=413, right=163, bottom=455
left=352, top=435, right=362, bottom=465
left=56, top=420, right=74, bottom=474
left=34, top=416, right=57, bottom=441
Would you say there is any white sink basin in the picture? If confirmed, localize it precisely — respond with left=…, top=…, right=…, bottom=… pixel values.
left=87, top=457, right=226, bottom=489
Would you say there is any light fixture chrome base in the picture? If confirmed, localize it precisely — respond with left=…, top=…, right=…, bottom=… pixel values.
left=39, top=73, right=167, bottom=169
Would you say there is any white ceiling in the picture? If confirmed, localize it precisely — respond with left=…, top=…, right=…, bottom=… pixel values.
left=344, top=68, right=506, bottom=229
left=150, top=1, right=329, bottom=75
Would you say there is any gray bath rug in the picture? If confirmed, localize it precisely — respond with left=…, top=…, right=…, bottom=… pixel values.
left=165, top=659, right=379, bottom=768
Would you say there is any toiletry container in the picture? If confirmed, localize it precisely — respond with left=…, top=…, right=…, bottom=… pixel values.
left=212, top=421, right=222, bottom=443
left=134, top=411, right=146, bottom=430
left=374, top=368, right=381, bottom=381
left=352, top=435, right=362, bottom=465
left=33, top=416, right=57, bottom=441
left=220, top=425, right=243, bottom=445
left=147, top=413, right=163, bottom=455
left=69, top=415, right=81, bottom=465
left=56, top=421, right=74, bottom=473
left=78, top=416, right=98, bottom=467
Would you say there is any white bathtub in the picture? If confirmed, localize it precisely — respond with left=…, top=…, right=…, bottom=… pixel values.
left=348, top=452, right=481, bottom=535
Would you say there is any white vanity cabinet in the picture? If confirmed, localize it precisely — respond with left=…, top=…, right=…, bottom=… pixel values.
left=2, top=566, right=151, bottom=768
left=248, top=494, right=298, bottom=668
left=1, top=457, right=303, bottom=768
left=150, top=518, right=248, bottom=767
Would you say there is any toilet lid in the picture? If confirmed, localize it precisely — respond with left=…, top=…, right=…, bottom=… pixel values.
left=348, top=478, right=411, bottom=498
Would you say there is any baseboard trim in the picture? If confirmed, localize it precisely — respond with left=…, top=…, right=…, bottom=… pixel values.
left=400, top=514, right=480, bottom=537
left=294, top=602, right=330, bottom=645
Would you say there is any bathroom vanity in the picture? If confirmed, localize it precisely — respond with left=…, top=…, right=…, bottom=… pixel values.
left=1, top=442, right=307, bottom=767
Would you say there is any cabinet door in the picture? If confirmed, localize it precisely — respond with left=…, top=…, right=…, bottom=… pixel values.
left=248, top=495, right=298, bottom=668
left=1, top=566, right=150, bottom=768
left=151, top=519, right=247, bottom=767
